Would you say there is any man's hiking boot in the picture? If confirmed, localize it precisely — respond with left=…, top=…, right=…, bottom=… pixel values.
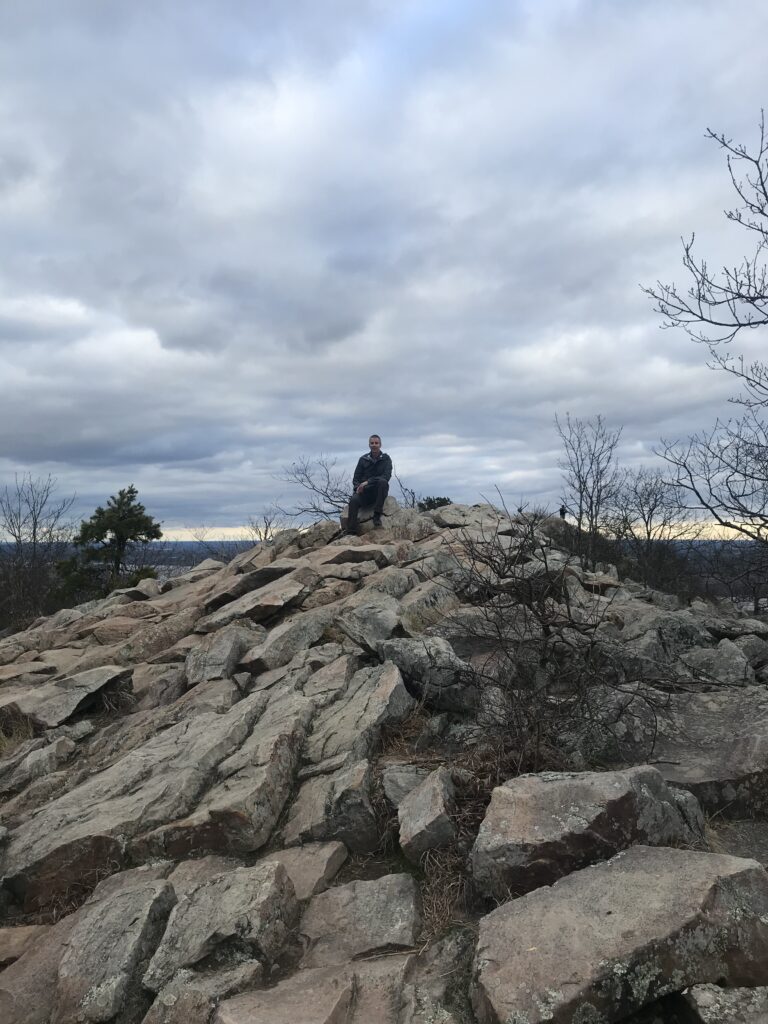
left=372, top=515, right=382, bottom=528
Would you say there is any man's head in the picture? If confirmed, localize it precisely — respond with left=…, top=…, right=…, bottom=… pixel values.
left=368, top=434, right=382, bottom=457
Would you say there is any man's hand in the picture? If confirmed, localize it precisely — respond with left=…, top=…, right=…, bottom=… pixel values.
left=356, top=483, right=367, bottom=495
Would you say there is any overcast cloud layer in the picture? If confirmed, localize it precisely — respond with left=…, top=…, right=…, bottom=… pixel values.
left=1, top=0, right=767, bottom=531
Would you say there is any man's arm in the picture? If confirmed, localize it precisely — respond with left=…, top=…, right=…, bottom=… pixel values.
left=352, top=456, right=365, bottom=491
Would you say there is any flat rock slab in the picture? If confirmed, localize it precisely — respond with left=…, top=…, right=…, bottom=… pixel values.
left=1, top=695, right=267, bottom=910
left=0, top=914, right=81, bottom=1024
left=184, top=623, right=261, bottom=686
left=315, top=544, right=394, bottom=568
left=301, top=653, right=359, bottom=709
left=144, top=862, right=298, bottom=993
left=472, top=846, right=768, bottom=1024
left=240, top=607, right=335, bottom=673
left=300, top=873, right=421, bottom=968
left=0, top=661, right=55, bottom=684
left=398, top=579, right=460, bottom=633
left=304, top=662, right=414, bottom=767
left=196, top=568, right=320, bottom=632
left=112, top=606, right=203, bottom=666
left=166, top=855, right=241, bottom=896
left=685, top=983, right=768, bottom=1023
left=132, top=663, right=186, bottom=711
left=201, top=558, right=302, bottom=612
left=653, top=686, right=768, bottom=816
left=282, top=759, right=379, bottom=852
left=215, top=964, right=354, bottom=1024
left=5, top=737, right=76, bottom=793
left=88, top=615, right=146, bottom=645
left=0, top=665, right=132, bottom=729
left=0, top=924, right=50, bottom=968
left=144, top=962, right=263, bottom=1024
left=131, top=690, right=312, bottom=860
left=471, top=766, right=702, bottom=900
left=262, top=841, right=348, bottom=900
left=53, top=879, right=176, bottom=1024
left=398, top=766, right=456, bottom=862
left=215, top=954, right=422, bottom=1024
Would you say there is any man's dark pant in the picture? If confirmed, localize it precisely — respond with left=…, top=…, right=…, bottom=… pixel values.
left=347, top=479, right=389, bottom=529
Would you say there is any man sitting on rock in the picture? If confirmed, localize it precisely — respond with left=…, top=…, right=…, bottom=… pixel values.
left=346, top=433, right=392, bottom=534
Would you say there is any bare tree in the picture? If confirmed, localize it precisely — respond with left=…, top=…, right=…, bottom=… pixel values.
left=645, top=113, right=768, bottom=554
left=608, top=467, right=701, bottom=590
left=0, top=474, right=76, bottom=628
left=693, top=537, right=768, bottom=613
left=277, top=455, right=351, bottom=521
left=555, top=413, right=622, bottom=570
left=245, top=505, right=289, bottom=544
left=658, top=411, right=768, bottom=544
left=644, top=112, right=768, bottom=352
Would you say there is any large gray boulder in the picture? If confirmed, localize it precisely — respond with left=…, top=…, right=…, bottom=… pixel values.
left=685, top=984, right=768, bottom=1022
left=472, top=846, right=768, bottom=1024
left=53, top=878, right=176, bottom=1023
left=143, top=862, right=298, bottom=993
left=195, top=567, right=320, bottom=632
left=184, top=622, right=261, bottom=686
left=1, top=694, right=268, bottom=910
left=381, top=764, right=431, bottom=808
left=335, top=593, right=400, bottom=652
left=131, top=690, right=314, bottom=859
left=300, top=873, right=421, bottom=968
left=239, top=606, right=335, bottom=673
left=654, top=685, right=768, bottom=816
left=281, top=760, right=379, bottom=852
left=144, top=961, right=263, bottom=1024
left=261, top=841, right=348, bottom=900
left=398, top=766, right=456, bottom=862
left=0, top=665, right=132, bottom=730
left=377, top=635, right=476, bottom=711
left=471, top=766, right=704, bottom=900
left=678, top=638, right=756, bottom=686
left=304, top=662, right=414, bottom=769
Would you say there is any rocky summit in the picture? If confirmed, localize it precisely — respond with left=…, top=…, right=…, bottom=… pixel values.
left=1, top=500, right=768, bottom=1023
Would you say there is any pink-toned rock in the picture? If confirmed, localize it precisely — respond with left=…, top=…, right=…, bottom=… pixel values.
left=473, top=846, right=768, bottom=1024
left=300, top=874, right=421, bottom=968
left=143, top=862, right=298, bottom=993
left=215, top=965, right=353, bottom=1024
left=0, top=924, right=50, bottom=968
left=262, top=841, right=348, bottom=900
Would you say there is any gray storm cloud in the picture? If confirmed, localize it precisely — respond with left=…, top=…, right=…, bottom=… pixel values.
left=1, top=0, right=766, bottom=527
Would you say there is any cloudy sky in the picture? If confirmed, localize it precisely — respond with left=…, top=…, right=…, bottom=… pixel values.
left=1, top=0, right=766, bottom=533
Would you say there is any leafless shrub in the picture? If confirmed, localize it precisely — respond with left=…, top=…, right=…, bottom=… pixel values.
left=444, top=500, right=671, bottom=768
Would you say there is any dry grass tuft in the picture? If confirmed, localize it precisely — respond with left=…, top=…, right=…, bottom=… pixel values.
left=0, top=709, right=35, bottom=759
left=377, top=707, right=433, bottom=760
left=419, top=847, right=469, bottom=940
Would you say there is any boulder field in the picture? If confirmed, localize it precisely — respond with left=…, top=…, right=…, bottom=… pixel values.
left=1, top=500, right=768, bottom=1022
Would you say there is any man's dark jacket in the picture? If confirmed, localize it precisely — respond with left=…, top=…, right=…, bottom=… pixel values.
left=353, top=451, right=393, bottom=490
